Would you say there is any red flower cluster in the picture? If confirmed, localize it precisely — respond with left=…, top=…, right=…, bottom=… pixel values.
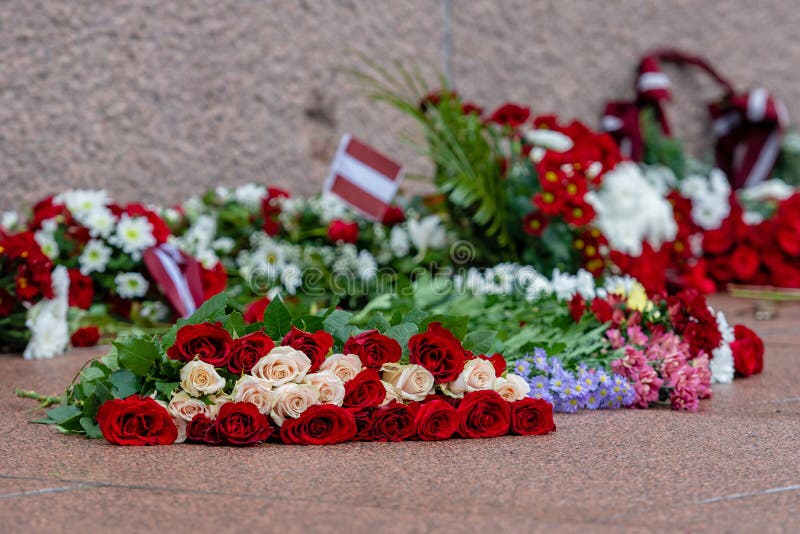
left=327, top=220, right=359, bottom=244
left=667, top=289, right=722, bottom=356
left=262, top=186, right=290, bottom=236
left=703, top=194, right=800, bottom=288
left=70, top=326, right=101, bottom=347
left=0, top=231, right=54, bottom=316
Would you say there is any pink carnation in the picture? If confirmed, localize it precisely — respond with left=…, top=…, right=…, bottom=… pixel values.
left=606, top=328, right=625, bottom=349
left=628, top=364, right=663, bottom=408
left=669, top=364, right=701, bottom=411
left=626, top=325, right=648, bottom=346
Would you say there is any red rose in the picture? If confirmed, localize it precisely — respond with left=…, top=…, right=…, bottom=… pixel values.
left=343, top=330, right=402, bottom=369
left=487, top=103, right=530, bottom=127
left=243, top=297, right=270, bottom=324
left=343, top=369, right=386, bottom=410
left=457, top=390, right=511, bottom=439
left=731, top=324, right=764, bottom=377
left=479, top=353, right=507, bottom=377
left=200, top=262, right=228, bottom=300
left=282, top=326, right=334, bottom=372
left=280, top=404, right=357, bottom=445
left=212, top=402, right=273, bottom=445
left=731, top=245, right=760, bottom=281
left=509, top=398, right=556, bottom=436
left=228, top=330, right=275, bottom=374
left=166, top=322, right=232, bottom=367
left=370, top=402, right=416, bottom=442
left=414, top=399, right=458, bottom=441
left=186, top=413, right=217, bottom=443
left=96, top=396, right=177, bottom=446
left=408, top=322, right=468, bottom=383
left=381, top=206, right=406, bottom=226
left=68, top=269, right=94, bottom=309
left=70, top=326, right=101, bottom=347
left=327, top=220, right=359, bottom=244
left=350, top=408, right=374, bottom=441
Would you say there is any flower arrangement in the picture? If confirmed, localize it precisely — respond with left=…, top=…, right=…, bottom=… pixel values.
left=33, top=294, right=555, bottom=446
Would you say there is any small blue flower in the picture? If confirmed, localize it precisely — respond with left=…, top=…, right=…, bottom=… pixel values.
left=554, top=396, right=580, bottom=413
left=532, top=348, right=549, bottom=372
left=513, top=359, right=532, bottom=377
left=584, top=392, right=602, bottom=410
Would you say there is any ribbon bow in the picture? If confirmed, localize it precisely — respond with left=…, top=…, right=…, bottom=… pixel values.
left=143, top=243, right=205, bottom=318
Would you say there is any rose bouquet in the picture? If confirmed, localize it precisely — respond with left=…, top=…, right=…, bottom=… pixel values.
left=30, top=293, right=555, bottom=445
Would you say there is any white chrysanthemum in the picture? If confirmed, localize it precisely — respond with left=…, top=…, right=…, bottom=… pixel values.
left=407, top=215, right=447, bottom=254
left=79, top=239, right=112, bottom=275
left=34, top=230, right=59, bottom=259
left=55, top=189, right=111, bottom=218
left=357, top=250, right=378, bottom=281
left=280, top=264, right=303, bottom=295
left=196, top=249, right=219, bottom=269
left=677, top=169, right=731, bottom=230
left=140, top=301, right=169, bottom=322
left=524, top=129, right=574, bottom=152
left=81, top=206, right=116, bottom=238
left=215, top=186, right=233, bottom=202
left=314, top=193, right=349, bottom=223
left=642, top=164, right=678, bottom=194
left=389, top=226, right=410, bottom=257
left=710, top=344, right=734, bottom=384
left=234, top=183, right=267, bottom=211
left=212, top=237, right=235, bottom=254
left=586, top=162, right=677, bottom=256
left=739, top=178, right=794, bottom=202
left=110, top=215, right=156, bottom=260
left=162, top=207, right=182, bottom=225
left=23, top=266, right=70, bottom=360
left=182, top=196, right=204, bottom=220
left=1, top=211, right=19, bottom=231
left=115, top=272, right=150, bottom=298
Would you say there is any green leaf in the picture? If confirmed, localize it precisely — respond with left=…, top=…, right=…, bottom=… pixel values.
left=263, top=298, right=293, bottom=339
left=404, top=309, right=429, bottom=325
left=45, top=405, right=82, bottom=425
left=463, top=330, right=497, bottom=354
left=155, top=381, right=179, bottom=398
left=79, top=417, right=103, bottom=439
left=109, top=369, right=140, bottom=398
left=114, top=338, right=160, bottom=377
left=385, top=323, right=419, bottom=353
left=294, top=314, right=325, bottom=333
left=224, top=312, right=246, bottom=338
left=79, top=366, right=108, bottom=382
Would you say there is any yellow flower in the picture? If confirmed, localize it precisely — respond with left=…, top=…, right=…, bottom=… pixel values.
left=626, top=282, right=653, bottom=313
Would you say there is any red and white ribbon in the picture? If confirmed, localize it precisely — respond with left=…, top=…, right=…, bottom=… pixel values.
left=143, top=243, right=205, bottom=318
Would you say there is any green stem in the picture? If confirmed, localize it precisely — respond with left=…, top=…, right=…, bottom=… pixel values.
left=15, top=389, right=62, bottom=408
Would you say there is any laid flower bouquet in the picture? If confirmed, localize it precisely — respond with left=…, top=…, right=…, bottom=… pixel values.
left=31, top=294, right=555, bottom=446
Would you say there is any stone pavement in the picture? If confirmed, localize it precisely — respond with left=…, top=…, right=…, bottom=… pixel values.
left=1, top=295, right=798, bottom=533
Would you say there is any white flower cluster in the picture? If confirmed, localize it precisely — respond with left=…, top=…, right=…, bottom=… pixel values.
left=709, top=308, right=735, bottom=384
left=678, top=168, right=731, bottom=230
left=586, top=162, right=678, bottom=257
left=237, top=233, right=306, bottom=295
left=213, top=183, right=267, bottom=212
left=23, top=266, right=70, bottom=360
left=172, top=214, right=226, bottom=269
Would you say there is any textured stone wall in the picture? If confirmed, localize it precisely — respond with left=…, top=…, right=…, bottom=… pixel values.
left=2, top=0, right=799, bottom=210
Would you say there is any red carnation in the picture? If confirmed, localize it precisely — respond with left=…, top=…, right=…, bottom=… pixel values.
left=166, top=322, right=232, bottom=368
left=457, top=390, right=511, bottom=438
left=414, top=399, right=458, bottom=441
left=343, top=330, right=402, bottom=369
left=408, top=322, right=468, bottom=383
left=228, top=330, right=275, bottom=374
left=282, top=326, right=334, bottom=372
left=381, top=206, right=406, bottom=226
left=370, top=402, right=416, bottom=442
left=280, top=404, right=357, bottom=445
left=212, top=402, right=273, bottom=445
left=0, top=289, right=14, bottom=317
left=509, top=398, right=556, bottom=435
left=96, top=396, right=178, bottom=446
left=343, top=369, right=386, bottom=410
left=569, top=294, right=586, bottom=322
left=731, top=245, right=760, bottom=282
left=487, top=103, right=530, bottom=128
left=731, top=324, right=764, bottom=377
left=327, top=220, right=359, bottom=244
left=243, top=297, right=270, bottom=324
left=67, top=269, right=94, bottom=310
left=70, top=326, right=101, bottom=347
left=591, top=298, right=614, bottom=323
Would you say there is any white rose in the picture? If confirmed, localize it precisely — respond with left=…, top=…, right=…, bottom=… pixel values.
left=382, top=363, right=435, bottom=401
left=304, top=371, right=345, bottom=406
left=494, top=374, right=531, bottom=402
left=270, top=383, right=320, bottom=426
left=232, top=376, right=276, bottom=414
left=319, top=353, right=362, bottom=382
left=157, top=399, right=186, bottom=444
left=180, top=360, right=226, bottom=397
left=445, top=358, right=497, bottom=397
left=251, top=346, right=311, bottom=386
left=168, top=390, right=217, bottom=421
left=381, top=380, right=404, bottom=406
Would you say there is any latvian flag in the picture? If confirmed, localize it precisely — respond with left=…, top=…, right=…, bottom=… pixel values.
left=324, top=134, right=404, bottom=221
left=143, top=243, right=205, bottom=318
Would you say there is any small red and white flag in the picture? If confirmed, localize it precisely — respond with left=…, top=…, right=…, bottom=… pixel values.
left=143, top=243, right=205, bottom=318
left=324, top=134, right=404, bottom=221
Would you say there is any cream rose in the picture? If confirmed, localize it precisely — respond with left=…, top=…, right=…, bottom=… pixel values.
left=494, top=374, right=531, bottom=402
left=157, top=399, right=186, bottom=444
left=319, top=353, right=362, bottom=382
left=168, top=390, right=217, bottom=421
left=232, top=376, right=276, bottom=414
left=381, top=380, right=404, bottom=406
left=180, top=360, right=226, bottom=397
left=304, top=371, right=345, bottom=406
left=445, top=358, right=497, bottom=397
left=270, top=383, right=320, bottom=426
left=382, top=363, right=434, bottom=401
left=251, top=346, right=311, bottom=386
